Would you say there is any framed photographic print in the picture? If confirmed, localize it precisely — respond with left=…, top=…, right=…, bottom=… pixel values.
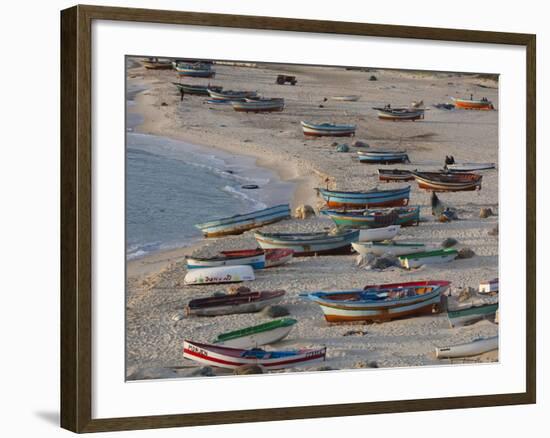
left=60, top=4, right=536, bottom=433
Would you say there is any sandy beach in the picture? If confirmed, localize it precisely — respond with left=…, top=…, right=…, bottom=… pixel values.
left=125, top=60, right=499, bottom=380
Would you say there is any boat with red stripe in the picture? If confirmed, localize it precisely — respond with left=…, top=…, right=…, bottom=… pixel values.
left=183, top=340, right=326, bottom=369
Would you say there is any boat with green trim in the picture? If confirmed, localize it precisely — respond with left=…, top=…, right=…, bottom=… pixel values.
left=447, top=302, right=498, bottom=328
left=212, top=318, right=297, bottom=348
left=352, top=241, right=434, bottom=257
left=320, top=206, right=419, bottom=229
left=399, top=248, right=458, bottom=269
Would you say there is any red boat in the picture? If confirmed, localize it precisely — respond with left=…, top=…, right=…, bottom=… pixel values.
left=220, top=248, right=293, bottom=267
left=451, top=97, right=494, bottom=110
left=378, top=168, right=415, bottom=182
left=412, top=172, right=482, bottom=192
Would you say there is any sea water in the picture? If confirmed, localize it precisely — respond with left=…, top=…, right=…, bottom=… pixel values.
left=126, top=88, right=293, bottom=260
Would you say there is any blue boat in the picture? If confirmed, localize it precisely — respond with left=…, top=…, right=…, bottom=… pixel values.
left=357, top=150, right=410, bottom=164
left=174, top=63, right=215, bottom=78
left=317, top=186, right=411, bottom=209
left=195, top=204, right=291, bottom=237
left=320, top=206, right=420, bottom=228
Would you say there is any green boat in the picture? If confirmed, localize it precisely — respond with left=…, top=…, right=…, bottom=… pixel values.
left=448, top=303, right=498, bottom=327
left=213, top=318, right=297, bottom=349
left=399, top=248, right=458, bottom=269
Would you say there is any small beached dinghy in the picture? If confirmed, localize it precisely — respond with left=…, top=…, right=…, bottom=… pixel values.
left=357, top=150, right=410, bottom=164
left=321, top=206, right=420, bottom=229
left=399, top=248, right=458, bottom=269
left=186, top=290, right=286, bottom=316
left=378, top=168, right=415, bottom=182
left=445, top=162, right=496, bottom=172
left=254, top=229, right=359, bottom=256
left=373, top=107, right=425, bottom=121
left=436, top=336, right=498, bottom=359
left=317, top=186, right=411, bottom=209
left=358, top=225, right=400, bottom=242
left=183, top=340, right=326, bottom=369
left=195, top=204, right=291, bottom=237
left=301, top=121, right=356, bottom=137
left=447, top=302, right=499, bottom=328
left=208, top=89, right=258, bottom=100
left=412, top=171, right=482, bottom=192
left=352, top=241, right=433, bottom=256
left=231, top=98, right=285, bottom=112
left=186, top=250, right=266, bottom=270
left=184, top=265, right=255, bottom=285
left=172, top=82, right=223, bottom=96
left=302, top=281, right=445, bottom=323
left=212, top=318, right=297, bottom=348
left=451, top=96, right=494, bottom=110
left=220, top=249, right=294, bottom=268
left=175, top=63, right=215, bottom=78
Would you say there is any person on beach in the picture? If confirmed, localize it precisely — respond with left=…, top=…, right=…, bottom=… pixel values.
left=180, top=88, right=185, bottom=101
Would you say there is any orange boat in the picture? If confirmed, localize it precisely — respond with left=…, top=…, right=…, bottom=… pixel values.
left=451, top=96, right=494, bottom=110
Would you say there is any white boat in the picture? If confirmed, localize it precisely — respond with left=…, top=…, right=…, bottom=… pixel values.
left=184, top=265, right=255, bottom=285
left=212, top=318, right=297, bottom=348
left=352, top=241, right=432, bottom=256
left=446, top=163, right=496, bottom=172
left=358, top=225, right=400, bottom=242
left=399, top=248, right=458, bottom=269
left=436, top=336, right=498, bottom=358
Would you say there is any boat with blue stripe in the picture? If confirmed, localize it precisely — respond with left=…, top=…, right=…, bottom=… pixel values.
left=186, top=249, right=266, bottom=270
left=317, top=186, right=411, bottom=208
left=195, top=204, right=291, bottom=238
left=357, top=150, right=410, bottom=164
left=320, top=206, right=420, bottom=228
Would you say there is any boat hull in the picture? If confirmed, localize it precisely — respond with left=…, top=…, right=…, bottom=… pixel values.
left=322, top=207, right=419, bottom=229
left=301, top=121, right=356, bottom=137
left=358, top=225, right=400, bottom=242
left=377, top=111, right=424, bottom=121
left=184, top=265, right=255, bottom=285
left=378, top=169, right=415, bottom=182
left=232, top=100, right=284, bottom=112
left=187, top=295, right=283, bottom=316
left=317, top=186, right=411, bottom=209
left=436, top=337, right=498, bottom=358
left=399, top=250, right=458, bottom=269
left=451, top=98, right=494, bottom=110
left=214, top=320, right=297, bottom=348
left=186, top=253, right=265, bottom=270
left=352, top=241, right=428, bottom=256
left=413, top=172, right=482, bottom=192
left=447, top=303, right=499, bottom=328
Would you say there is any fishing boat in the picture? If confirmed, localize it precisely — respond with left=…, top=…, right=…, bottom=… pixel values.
left=301, top=121, right=356, bottom=137
left=479, top=278, right=499, bottom=294
left=186, top=251, right=266, bottom=270
left=231, top=98, right=285, bottom=112
left=184, top=265, right=255, bottom=285
left=373, top=107, right=425, bottom=121
left=316, top=186, right=411, bottom=208
left=254, top=229, right=359, bottom=256
left=436, top=337, right=498, bottom=358
left=195, top=204, right=291, bottom=237
left=208, top=89, right=258, bottom=100
left=185, top=290, right=285, bottom=316
left=183, top=340, right=326, bottom=370
left=358, top=225, right=400, bottom=242
left=172, top=82, right=222, bottom=96
left=357, top=150, right=410, bottom=164
left=451, top=97, right=494, bottom=110
left=412, top=171, right=482, bottom=192
left=399, top=248, right=458, bottom=269
left=220, top=249, right=294, bottom=268
left=302, top=281, right=444, bottom=323
left=353, top=241, right=433, bottom=256
left=321, top=206, right=420, bottom=229
left=447, top=302, right=499, bottom=328
left=174, top=63, right=215, bottom=78
left=332, top=95, right=360, bottom=102
left=363, top=280, right=451, bottom=293
left=378, top=168, right=415, bottom=182
left=445, top=162, right=496, bottom=172
left=212, top=318, right=297, bottom=348
left=142, top=58, right=173, bottom=69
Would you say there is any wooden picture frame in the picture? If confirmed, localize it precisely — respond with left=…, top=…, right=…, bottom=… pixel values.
left=61, top=4, right=536, bottom=433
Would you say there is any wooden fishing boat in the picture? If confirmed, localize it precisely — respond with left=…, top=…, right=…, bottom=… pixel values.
left=184, top=265, right=255, bottom=285
left=378, top=168, right=415, bottom=182
left=254, top=229, right=359, bottom=256
left=231, top=98, right=285, bottom=112
left=445, top=163, right=496, bottom=172
left=399, top=248, right=458, bottom=269
left=172, top=82, right=222, bottom=96
left=412, top=171, right=482, bottom=192
left=195, top=204, right=291, bottom=237
left=358, top=225, right=400, bottom=242
left=321, top=206, right=420, bottom=229
left=220, top=249, right=294, bottom=268
left=479, top=278, right=499, bottom=294
left=332, top=95, right=360, bottom=102
left=142, top=58, right=173, bottom=69
left=208, top=89, right=258, bottom=100
left=353, top=241, right=434, bottom=256
left=436, top=336, right=498, bottom=358
left=301, top=121, right=356, bottom=137
left=186, top=251, right=266, bottom=270
left=357, top=150, right=410, bottom=164
left=174, top=63, right=215, bottom=78
left=363, top=280, right=451, bottom=293
left=183, top=340, right=326, bottom=370
left=212, top=318, right=297, bottom=348
left=302, top=281, right=444, bottom=323
left=451, top=97, right=494, bottom=110
left=447, top=302, right=499, bottom=328
left=373, top=107, right=425, bottom=121
left=185, top=290, right=285, bottom=316
left=317, top=186, right=411, bottom=208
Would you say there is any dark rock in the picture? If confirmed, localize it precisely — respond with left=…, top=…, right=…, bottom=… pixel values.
left=336, top=144, right=349, bottom=152
left=262, top=305, right=290, bottom=318
left=369, top=75, right=378, bottom=81
left=353, top=140, right=369, bottom=148
left=319, top=104, right=324, bottom=108
left=343, top=330, right=367, bottom=336
left=233, top=365, right=264, bottom=375
left=480, top=207, right=493, bottom=218
left=441, top=238, right=458, bottom=248
left=316, top=366, right=338, bottom=371
left=161, top=102, right=168, bottom=106
left=371, top=256, right=398, bottom=269
left=457, top=247, right=476, bottom=259
left=367, top=361, right=379, bottom=368
left=331, top=142, right=339, bottom=147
